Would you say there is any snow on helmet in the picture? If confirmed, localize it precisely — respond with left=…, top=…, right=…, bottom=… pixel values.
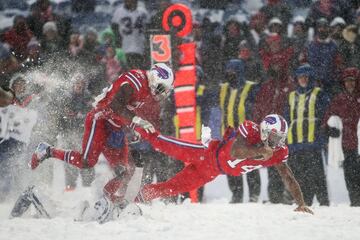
left=147, top=63, right=174, bottom=101
left=260, top=114, right=288, bottom=149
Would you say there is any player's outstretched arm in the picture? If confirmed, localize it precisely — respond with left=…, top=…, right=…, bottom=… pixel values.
left=110, top=83, right=136, bottom=121
left=109, top=83, right=154, bottom=133
left=275, top=163, right=314, bottom=215
left=231, top=136, right=273, bottom=160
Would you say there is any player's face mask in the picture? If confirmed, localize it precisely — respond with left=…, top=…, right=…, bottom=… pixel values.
left=150, top=83, right=171, bottom=101
left=262, top=129, right=286, bottom=149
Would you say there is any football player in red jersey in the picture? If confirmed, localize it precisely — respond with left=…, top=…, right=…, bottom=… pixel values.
left=134, top=114, right=313, bottom=214
left=29, top=63, right=174, bottom=222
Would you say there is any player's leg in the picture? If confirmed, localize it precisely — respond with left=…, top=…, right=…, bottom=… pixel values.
left=312, top=150, right=329, bottom=206
left=136, top=128, right=206, bottom=164
left=31, top=110, right=107, bottom=169
left=247, top=169, right=261, bottom=202
left=102, top=142, right=135, bottom=203
left=135, top=163, right=211, bottom=202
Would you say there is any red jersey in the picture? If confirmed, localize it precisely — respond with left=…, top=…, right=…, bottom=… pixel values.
left=93, top=70, right=152, bottom=127
left=215, top=120, right=289, bottom=176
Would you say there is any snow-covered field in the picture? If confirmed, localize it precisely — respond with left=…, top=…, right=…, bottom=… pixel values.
left=1, top=200, right=359, bottom=240
left=0, top=161, right=359, bottom=240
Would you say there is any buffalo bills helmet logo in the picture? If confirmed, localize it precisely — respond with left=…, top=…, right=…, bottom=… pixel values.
left=154, top=65, right=169, bottom=79
left=264, top=116, right=277, bottom=125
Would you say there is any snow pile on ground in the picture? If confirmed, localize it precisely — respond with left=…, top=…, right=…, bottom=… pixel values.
left=0, top=161, right=359, bottom=240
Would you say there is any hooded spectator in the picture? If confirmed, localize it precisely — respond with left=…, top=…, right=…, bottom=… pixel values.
left=339, top=24, right=360, bottom=68
left=222, top=57, right=261, bottom=204
left=323, top=67, right=360, bottom=206
left=300, top=18, right=343, bottom=95
left=2, top=16, right=33, bottom=61
left=284, top=64, right=330, bottom=206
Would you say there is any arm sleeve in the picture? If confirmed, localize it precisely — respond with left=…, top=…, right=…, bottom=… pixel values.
left=109, top=83, right=135, bottom=125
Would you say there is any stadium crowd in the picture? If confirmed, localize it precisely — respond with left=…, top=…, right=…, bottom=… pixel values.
left=0, top=0, right=360, bottom=207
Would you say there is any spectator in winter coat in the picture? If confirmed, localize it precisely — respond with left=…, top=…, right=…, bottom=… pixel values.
left=27, top=0, right=71, bottom=42
left=2, top=16, right=33, bottom=61
left=323, top=67, right=360, bottom=206
left=0, top=43, right=21, bottom=86
left=0, top=74, right=34, bottom=201
left=223, top=19, right=253, bottom=62
left=101, top=46, right=124, bottom=84
left=252, top=54, right=296, bottom=204
left=249, top=12, right=267, bottom=48
left=330, top=17, right=346, bottom=46
left=40, top=21, right=65, bottom=61
left=306, top=0, right=344, bottom=28
left=221, top=51, right=262, bottom=203
left=284, top=64, right=330, bottom=206
left=260, top=33, right=294, bottom=73
left=259, top=0, right=293, bottom=28
left=68, top=31, right=84, bottom=58
left=290, top=16, right=309, bottom=68
left=300, top=18, right=343, bottom=95
left=200, top=20, right=224, bottom=91
left=338, top=24, right=360, bottom=68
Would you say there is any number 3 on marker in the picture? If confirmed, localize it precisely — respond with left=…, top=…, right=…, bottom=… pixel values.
left=151, top=35, right=171, bottom=62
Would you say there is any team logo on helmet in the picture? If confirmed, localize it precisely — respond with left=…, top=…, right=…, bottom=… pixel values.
left=264, top=116, right=277, bottom=125
left=154, top=65, right=170, bottom=79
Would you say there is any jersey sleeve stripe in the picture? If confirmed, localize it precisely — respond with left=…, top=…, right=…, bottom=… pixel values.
left=125, top=75, right=140, bottom=91
left=240, top=124, right=248, bottom=135
left=158, top=135, right=205, bottom=149
left=238, top=124, right=248, bottom=138
left=127, top=72, right=142, bottom=88
left=282, top=155, right=289, bottom=162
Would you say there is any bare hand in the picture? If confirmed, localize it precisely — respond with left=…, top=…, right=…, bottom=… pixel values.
left=294, top=205, right=314, bottom=215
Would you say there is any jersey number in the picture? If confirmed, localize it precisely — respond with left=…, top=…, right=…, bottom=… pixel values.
left=227, top=159, right=262, bottom=173
left=121, top=16, right=145, bottom=35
